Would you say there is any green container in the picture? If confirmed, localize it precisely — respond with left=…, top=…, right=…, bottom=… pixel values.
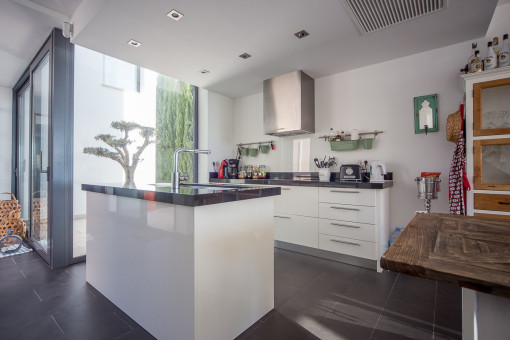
left=362, top=138, right=374, bottom=149
left=330, top=140, right=359, bottom=151
left=249, top=148, right=258, bottom=157
left=241, top=148, right=249, bottom=156
left=260, top=145, right=269, bottom=154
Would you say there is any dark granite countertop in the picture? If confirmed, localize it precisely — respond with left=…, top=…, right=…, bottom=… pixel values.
left=82, top=183, right=281, bottom=207
left=210, top=175, right=393, bottom=189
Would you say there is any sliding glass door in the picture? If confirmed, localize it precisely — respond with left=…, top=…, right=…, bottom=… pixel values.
left=17, top=82, right=31, bottom=223
left=30, top=53, right=51, bottom=258
left=13, top=29, right=74, bottom=268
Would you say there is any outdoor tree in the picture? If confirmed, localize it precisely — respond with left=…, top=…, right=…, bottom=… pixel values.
left=156, top=76, right=194, bottom=183
left=83, top=121, right=155, bottom=187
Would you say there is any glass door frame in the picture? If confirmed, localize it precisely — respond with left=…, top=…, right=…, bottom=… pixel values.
left=12, top=29, right=76, bottom=268
left=12, top=76, right=30, bottom=234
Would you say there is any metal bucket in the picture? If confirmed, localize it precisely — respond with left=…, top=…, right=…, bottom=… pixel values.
left=415, top=177, right=441, bottom=199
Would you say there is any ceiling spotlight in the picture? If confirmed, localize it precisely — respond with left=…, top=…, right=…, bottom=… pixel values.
left=239, top=53, right=252, bottom=59
left=167, top=9, right=184, bottom=21
left=127, top=39, right=142, bottom=47
left=294, top=30, right=309, bottom=39
left=199, top=69, right=210, bottom=74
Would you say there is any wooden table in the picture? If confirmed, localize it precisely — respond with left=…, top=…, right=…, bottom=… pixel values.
left=381, top=212, right=510, bottom=299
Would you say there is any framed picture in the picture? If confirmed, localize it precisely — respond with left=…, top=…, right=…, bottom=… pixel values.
left=414, top=94, right=438, bottom=134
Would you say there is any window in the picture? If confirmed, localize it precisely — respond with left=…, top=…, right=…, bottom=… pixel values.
left=103, top=55, right=140, bottom=92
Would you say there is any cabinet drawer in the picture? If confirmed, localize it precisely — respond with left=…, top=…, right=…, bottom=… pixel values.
left=274, top=213, right=318, bottom=248
left=319, top=187, right=375, bottom=206
left=319, top=234, right=375, bottom=260
left=319, top=203, right=375, bottom=224
left=474, top=193, right=510, bottom=212
left=274, top=186, right=318, bottom=217
left=319, top=219, right=375, bottom=242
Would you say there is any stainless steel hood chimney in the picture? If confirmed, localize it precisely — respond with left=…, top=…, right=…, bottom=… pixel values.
left=263, top=70, right=315, bottom=136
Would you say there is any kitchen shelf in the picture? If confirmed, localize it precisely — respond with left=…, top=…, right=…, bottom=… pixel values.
left=320, top=130, right=382, bottom=151
left=319, top=130, right=383, bottom=141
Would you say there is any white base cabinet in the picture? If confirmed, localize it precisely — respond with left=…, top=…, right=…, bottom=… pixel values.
left=274, top=185, right=390, bottom=272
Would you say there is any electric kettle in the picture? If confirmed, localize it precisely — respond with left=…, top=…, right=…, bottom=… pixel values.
left=370, top=161, right=387, bottom=183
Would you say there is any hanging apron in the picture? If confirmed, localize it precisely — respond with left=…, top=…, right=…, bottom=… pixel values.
left=449, top=105, right=471, bottom=215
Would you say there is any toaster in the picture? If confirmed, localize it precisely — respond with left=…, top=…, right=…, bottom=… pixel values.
left=339, top=164, right=362, bottom=182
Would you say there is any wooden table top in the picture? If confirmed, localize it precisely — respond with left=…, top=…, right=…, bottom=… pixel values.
left=381, top=213, right=510, bottom=299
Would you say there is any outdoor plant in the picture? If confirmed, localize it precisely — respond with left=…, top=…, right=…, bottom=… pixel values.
left=84, top=121, right=155, bottom=188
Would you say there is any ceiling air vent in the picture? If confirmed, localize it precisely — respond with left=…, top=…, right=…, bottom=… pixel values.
left=343, top=0, right=447, bottom=34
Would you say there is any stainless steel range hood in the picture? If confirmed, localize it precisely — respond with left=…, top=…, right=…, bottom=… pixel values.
left=263, top=70, right=315, bottom=136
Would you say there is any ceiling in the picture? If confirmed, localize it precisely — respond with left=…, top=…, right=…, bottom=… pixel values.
left=0, top=0, right=502, bottom=98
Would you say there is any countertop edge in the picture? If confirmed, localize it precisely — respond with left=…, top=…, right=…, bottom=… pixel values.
left=210, top=178, right=393, bottom=189
left=81, top=183, right=281, bottom=207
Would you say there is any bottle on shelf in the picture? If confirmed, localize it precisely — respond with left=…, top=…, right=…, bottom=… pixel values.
left=470, top=50, right=483, bottom=73
left=467, top=42, right=477, bottom=73
left=499, top=34, right=510, bottom=68
left=483, top=41, right=497, bottom=70
left=493, top=37, right=500, bottom=57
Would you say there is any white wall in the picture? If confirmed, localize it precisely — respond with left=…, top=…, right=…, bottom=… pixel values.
left=231, top=3, right=510, bottom=229
left=198, top=89, right=235, bottom=181
left=0, top=86, right=12, bottom=193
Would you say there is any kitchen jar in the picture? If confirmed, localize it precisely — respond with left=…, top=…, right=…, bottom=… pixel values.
left=245, top=165, right=253, bottom=179
left=259, top=165, right=266, bottom=179
left=238, top=165, right=246, bottom=179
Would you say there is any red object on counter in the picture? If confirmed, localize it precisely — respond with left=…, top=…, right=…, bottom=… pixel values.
left=218, top=160, right=228, bottom=179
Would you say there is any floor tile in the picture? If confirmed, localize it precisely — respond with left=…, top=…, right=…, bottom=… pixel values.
left=0, top=256, right=16, bottom=269
left=434, top=296, right=462, bottom=333
left=311, top=295, right=382, bottom=340
left=436, top=281, right=462, bottom=302
left=243, top=311, right=319, bottom=340
left=371, top=311, right=434, bottom=340
left=52, top=299, right=134, bottom=340
left=0, top=315, right=66, bottom=340
left=384, top=295, right=435, bottom=324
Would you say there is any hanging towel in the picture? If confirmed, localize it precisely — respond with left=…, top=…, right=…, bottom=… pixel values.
left=449, top=104, right=470, bottom=215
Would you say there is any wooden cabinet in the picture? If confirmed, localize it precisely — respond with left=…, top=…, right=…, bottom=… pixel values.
left=461, top=67, right=510, bottom=219
left=473, top=77, right=510, bottom=136
left=474, top=138, right=510, bottom=191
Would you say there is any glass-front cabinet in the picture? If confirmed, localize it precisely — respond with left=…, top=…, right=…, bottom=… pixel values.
left=463, top=68, right=510, bottom=220
left=473, top=77, right=510, bottom=136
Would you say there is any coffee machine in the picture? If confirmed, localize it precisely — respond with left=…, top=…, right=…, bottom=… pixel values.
left=227, top=159, right=239, bottom=179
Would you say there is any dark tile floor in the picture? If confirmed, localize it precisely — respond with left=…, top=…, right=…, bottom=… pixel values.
left=0, top=248, right=462, bottom=340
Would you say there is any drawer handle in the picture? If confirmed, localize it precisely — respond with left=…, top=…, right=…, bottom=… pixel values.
left=281, top=188, right=291, bottom=191
left=330, top=223, right=360, bottom=229
left=330, top=190, right=359, bottom=194
left=330, top=239, right=360, bottom=246
left=330, top=206, right=360, bottom=211
left=499, top=202, right=510, bottom=205
left=274, top=215, right=291, bottom=219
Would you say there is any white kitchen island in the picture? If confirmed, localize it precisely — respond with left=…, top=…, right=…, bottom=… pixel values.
left=83, top=183, right=280, bottom=340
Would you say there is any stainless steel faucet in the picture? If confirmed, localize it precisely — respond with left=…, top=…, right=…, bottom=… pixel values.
left=171, top=148, right=211, bottom=189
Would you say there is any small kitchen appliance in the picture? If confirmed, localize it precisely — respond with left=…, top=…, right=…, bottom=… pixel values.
left=227, top=159, right=239, bottom=179
left=370, top=161, right=386, bottom=183
left=339, top=164, right=362, bottom=182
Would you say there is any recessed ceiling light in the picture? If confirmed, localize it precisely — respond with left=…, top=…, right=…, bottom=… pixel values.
left=239, top=53, right=252, bottom=59
left=167, top=9, right=184, bottom=21
left=199, top=69, right=210, bottom=74
left=294, top=30, right=309, bottom=39
left=127, top=39, right=142, bottom=47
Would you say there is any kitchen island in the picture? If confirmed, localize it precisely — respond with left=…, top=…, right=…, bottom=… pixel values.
left=381, top=213, right=510, bottom=340
left=82, top=183, right=280, bottom=340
